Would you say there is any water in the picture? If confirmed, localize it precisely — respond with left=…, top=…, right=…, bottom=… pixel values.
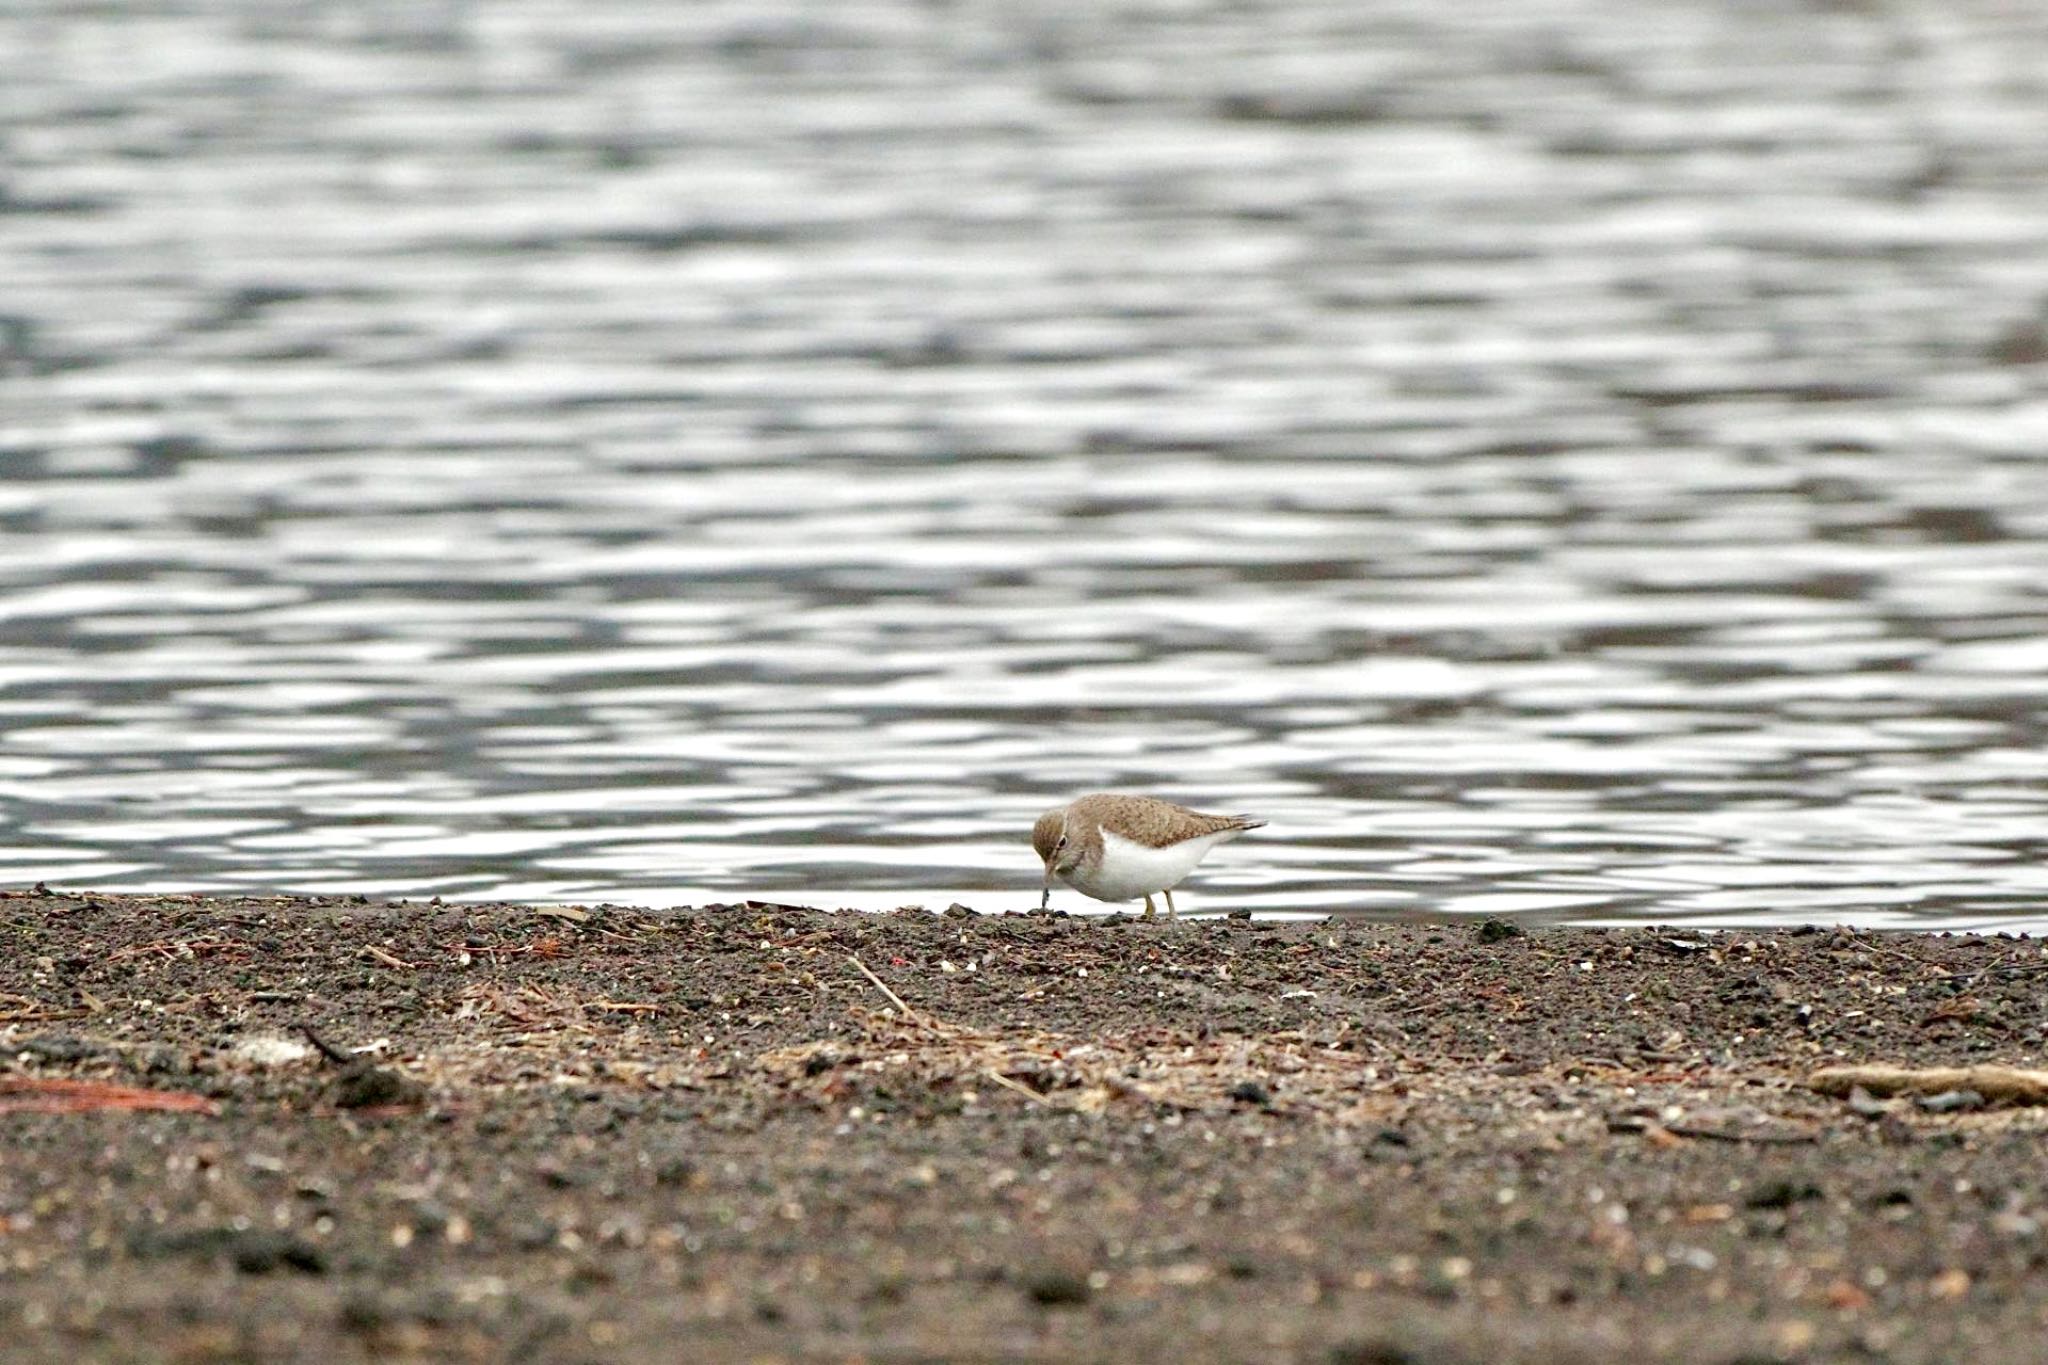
left=5, top=0, right=2048, bottom=928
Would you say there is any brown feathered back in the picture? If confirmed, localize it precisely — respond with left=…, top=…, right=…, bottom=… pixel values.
left=1059, top=794, right=1264, bottom=849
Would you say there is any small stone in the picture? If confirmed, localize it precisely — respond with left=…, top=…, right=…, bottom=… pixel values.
left=511, top=1220, right=558, bottom=1250
left=15, top=1035, right=108, bottom=1064
left=1475, top=919, right=1523, bottom=943
left=1915, top=1088, right=1985, bottom=1114
left=943, top=903, right=974, bottom=919
left=229, top=1034, right=315, bottom=1068
left=1023, top=1269, right=1091, bottom=1306
left=1929, top=1267, right=1973, bottom=1300
left=1744, top=1178, right=1822, bottom=1210
left=331, top=1064, right=421, bottom=1110
left=1228, top=1080, right=1272, bottom=1107
left=406, top=1201, right=450, bottom=1236
left=232, top=1231, right=327, bottom=1276
left=130, top=1226, right=325, bottom=1275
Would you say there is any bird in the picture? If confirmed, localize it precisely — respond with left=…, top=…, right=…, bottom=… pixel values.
left=1032, top=793, right=1264, bottom=919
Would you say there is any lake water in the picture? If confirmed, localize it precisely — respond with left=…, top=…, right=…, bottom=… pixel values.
left=5, top=0, right=2048, bottom=928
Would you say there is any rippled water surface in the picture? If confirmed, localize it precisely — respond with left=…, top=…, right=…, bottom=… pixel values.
left=6, top=0, right=2048, bottom=926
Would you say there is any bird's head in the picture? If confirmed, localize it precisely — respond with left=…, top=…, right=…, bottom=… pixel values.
left=1032, top=809, right=1074, bottom=907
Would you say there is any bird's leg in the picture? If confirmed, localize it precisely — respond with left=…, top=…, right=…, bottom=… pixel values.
left=1141, top=894, right=1157, bottom=920
left=1163, top=888, right=1178, bottom=920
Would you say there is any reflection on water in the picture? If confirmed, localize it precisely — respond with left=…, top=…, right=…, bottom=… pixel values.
left=4, top=1, right=2048, bottom=927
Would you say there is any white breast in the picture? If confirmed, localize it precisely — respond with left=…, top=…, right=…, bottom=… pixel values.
left=1060, top=827, right=1240, bottom=903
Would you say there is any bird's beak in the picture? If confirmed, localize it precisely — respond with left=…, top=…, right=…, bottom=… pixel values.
left=1039, top=863, right=1052, bottom=910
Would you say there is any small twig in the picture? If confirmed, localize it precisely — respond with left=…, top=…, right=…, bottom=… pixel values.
left=1850, top=938, right=1936, bottom=969
left=1663, top=1120, right=1817, bottom=1145
left=0, top=1077, right=219, bottom=1116
left=1811, top=1063, right=2048, bottom=1106
left=848, top=954, right=919, bottom=1021
left=359, top=944, right=418, bottom=970
left=296, top=1023, right=355, bottom=1066
left=592, top=1001, right=662, bottom=1015
left=1932, top=961, right=2048, bottom=985
left=982, top=1069, right=1053, bottom=1106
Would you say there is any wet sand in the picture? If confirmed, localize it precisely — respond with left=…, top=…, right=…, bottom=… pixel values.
left=3, top=890, right=2046, bottom=1362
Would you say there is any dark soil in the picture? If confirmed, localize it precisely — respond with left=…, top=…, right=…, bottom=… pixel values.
left=4, top=890, right=2047, bottom=1363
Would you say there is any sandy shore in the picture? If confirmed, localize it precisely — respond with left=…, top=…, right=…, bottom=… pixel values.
left=3, top=891, right=2046, bottom=1362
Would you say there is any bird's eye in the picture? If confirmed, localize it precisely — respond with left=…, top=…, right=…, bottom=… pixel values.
left=1054, top=836, right=1067, bottom=852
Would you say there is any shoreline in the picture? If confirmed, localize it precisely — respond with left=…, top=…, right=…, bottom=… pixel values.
left=4, top=892, right=2045, bottom=1362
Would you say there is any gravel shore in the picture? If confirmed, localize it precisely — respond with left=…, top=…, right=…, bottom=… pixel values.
left=3, top=891, right=2045, bottom=1363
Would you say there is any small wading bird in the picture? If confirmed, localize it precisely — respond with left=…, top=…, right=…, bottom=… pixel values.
left=1033, top=793, right=1264, bottom=919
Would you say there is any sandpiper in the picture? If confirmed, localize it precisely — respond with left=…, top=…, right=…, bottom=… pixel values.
left=1032, top=793, right=1264, bottom=919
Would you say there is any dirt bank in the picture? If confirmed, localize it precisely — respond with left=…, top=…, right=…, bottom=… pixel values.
left=3, top=891, right=2045, bottom=1362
